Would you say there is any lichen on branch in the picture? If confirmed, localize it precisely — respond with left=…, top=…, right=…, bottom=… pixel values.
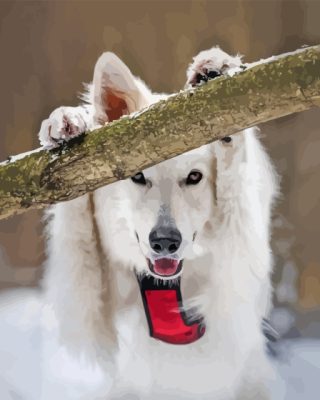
left=0, top=45, right=320, bottom=220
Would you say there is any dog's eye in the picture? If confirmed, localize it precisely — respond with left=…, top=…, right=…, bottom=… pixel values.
left=221, top=136, right=232, bottom=143
left=131, top=172, right=146, bottom=185
left=186, top=170, right=203, bottom=185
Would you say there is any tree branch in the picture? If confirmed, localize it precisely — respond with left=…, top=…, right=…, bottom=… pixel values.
left=1, top=45, right=320, bottom=220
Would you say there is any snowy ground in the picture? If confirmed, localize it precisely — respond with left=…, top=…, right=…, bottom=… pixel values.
left=0, top=289, right=319, bottom=399
left=271, top=339, right=320, bottom=399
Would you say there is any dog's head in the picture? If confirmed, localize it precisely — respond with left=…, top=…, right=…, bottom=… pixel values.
left=91, top=53, right=243, bottom=280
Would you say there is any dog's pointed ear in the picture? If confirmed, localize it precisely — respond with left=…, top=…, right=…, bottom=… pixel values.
left=92, top=52, right=144, bottom=124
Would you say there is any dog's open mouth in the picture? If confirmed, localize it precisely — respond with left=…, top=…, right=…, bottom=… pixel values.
left=148, top=258, right=183, bottom=277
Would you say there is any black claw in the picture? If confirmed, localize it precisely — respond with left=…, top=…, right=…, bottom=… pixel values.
left=207, top=70, right=221, bottom=80
left=195, top=70, right=221, bottom=86
left=195, top=73, right=208, bottom=84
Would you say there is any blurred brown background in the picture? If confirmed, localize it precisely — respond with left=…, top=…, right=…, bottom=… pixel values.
left=0, top=0, right=319, bottom=338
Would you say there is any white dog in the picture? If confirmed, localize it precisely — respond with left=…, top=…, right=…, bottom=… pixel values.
left=2, top=47, right=279, bottom=400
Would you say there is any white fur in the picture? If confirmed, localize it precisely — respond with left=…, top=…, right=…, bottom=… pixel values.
left=3, top=47, right=279, bottom=399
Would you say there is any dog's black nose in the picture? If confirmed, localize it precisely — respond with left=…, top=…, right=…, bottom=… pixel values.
left=149, top=227, right=182, bottom=255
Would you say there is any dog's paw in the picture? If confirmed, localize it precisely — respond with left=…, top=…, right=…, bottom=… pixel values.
left=39, top=106, right=89, bottom=148
left=186, top=47, right=243, bottom=87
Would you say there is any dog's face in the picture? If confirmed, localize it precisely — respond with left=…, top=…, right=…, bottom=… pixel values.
left=123, top=145, right=216, bottom=279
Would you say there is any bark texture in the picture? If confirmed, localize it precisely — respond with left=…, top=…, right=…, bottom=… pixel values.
left=0, top=45, right=320, bottom=220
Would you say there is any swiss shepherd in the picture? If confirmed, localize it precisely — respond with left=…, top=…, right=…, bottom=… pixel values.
left=3, top=47, right=279, bottom=399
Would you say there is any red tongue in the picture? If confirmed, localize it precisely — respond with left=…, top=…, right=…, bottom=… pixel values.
left=153, top=259, right=179, bottom=276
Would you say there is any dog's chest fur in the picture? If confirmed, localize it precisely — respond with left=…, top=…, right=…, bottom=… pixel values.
left=102, top=252, right=265, bottom=399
